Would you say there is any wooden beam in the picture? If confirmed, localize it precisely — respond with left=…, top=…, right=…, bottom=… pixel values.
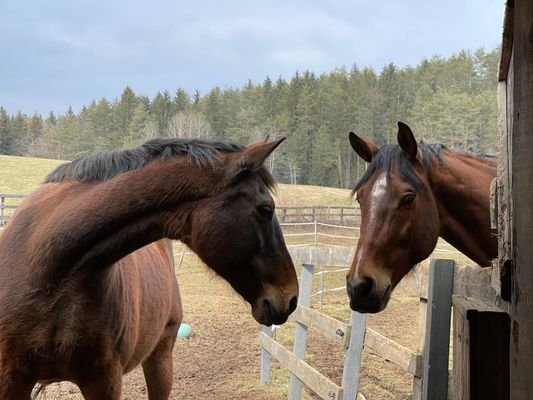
left=498, top=0, right=514, bottom=81
left=419, top=262, right=508, bottom=313
left=365, top=328, right=421, bottom=376
left=412, top=278, right=428, bottom=400
left=290, top=305, right=351, bottom=347
left=452, top=299, right=470, bottom=400
left=422, top=259, right=454, bottom=400
left=259, top=332, right=343, bottom=400
left=510, top=0, right=533, bottom=397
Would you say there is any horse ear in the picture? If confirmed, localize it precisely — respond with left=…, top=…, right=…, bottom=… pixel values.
left=240, top=137, right=286, bottom=171
left=397, top=122, right=418, bottom=159
left=349, top=132, right=378, bottom=163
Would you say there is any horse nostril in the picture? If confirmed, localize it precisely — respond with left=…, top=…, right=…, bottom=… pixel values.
left=288, top=296, right=298, bottom=314
left=355, top=277, right=374, bottom=299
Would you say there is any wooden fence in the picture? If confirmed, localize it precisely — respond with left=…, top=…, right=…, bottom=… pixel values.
left=260, top=263, right=367, bottom=400
left=0, top=194, right=359, bottom=228
left=262, top=247, right=457, bottom=400
left=276, top=206, right=359, bottom=226
left=0, top=194, right=25, bottom=226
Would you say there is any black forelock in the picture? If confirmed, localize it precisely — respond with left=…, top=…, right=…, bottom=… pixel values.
left=351, top=142, right=447, bottom=196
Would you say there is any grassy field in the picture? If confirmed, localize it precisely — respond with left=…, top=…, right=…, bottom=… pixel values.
left=0, top=155, right=65, bottom=194
left=0, top=154, right=353, bottom=204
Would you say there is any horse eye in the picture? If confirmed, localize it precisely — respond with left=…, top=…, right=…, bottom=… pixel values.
left=258, top=205, right=274, bottom=219
left=400, top=193, right=416, bottom=207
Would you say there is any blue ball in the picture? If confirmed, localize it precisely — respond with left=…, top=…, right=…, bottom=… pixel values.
left=177, top=323, right=193, bottom=338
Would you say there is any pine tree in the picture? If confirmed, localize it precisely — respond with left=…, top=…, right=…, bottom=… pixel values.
left=112, top=87, right=138, bottom=147
left=0, top=107, right=13, bottom=155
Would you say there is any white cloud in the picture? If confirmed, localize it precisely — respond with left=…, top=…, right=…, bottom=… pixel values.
left=0, top=0, right=504, bottom=114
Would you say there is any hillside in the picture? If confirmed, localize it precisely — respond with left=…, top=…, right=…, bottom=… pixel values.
left=0, top=155, right=354, bottom=207
left=0, top=155, right=65, bottom=194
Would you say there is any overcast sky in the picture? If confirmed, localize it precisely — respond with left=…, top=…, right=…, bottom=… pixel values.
left=1, top=0, right=505, bottom=115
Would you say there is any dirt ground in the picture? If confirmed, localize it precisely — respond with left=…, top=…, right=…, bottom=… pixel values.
left=38, top=252, right=421, bottom=400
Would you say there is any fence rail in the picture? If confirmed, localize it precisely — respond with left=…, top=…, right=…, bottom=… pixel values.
left=260, top=263, right=367, bottom=400
left=0, top=194, right=26, bottom=226
left=260, top=259, right=456, bottom=400
left=276, top=206, right=359, bottom=225
left=0, top=194, right=359, bottom=228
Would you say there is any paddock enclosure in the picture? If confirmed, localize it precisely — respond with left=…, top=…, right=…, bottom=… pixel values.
left=2, top=3, right=532, bottom=399
left=2, top=184, right=459, bottom=400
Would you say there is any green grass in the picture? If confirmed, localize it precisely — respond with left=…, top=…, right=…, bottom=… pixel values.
left=0, top=154, right=353, bottom=203
left=274, top=183, right=353, bottom=207
left=0, top=155, right=65, bottom=194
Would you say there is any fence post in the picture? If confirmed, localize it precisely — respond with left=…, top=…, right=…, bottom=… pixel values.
left=412, top=262, right=427, bottom=400
left=288, top=263, right=314, bottom=400
left=421, top=259, right=454, bottom=400
left=260, top=325, right=275, bottom=384
left=342, top=311, right=367, bottom=400
left=319, top=265, right=324, bottom=310
left=314, top=220, right=318, bottom=246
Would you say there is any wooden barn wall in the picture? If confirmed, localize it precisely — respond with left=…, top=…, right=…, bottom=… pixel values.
left=510, top=0, right=533, bottom=398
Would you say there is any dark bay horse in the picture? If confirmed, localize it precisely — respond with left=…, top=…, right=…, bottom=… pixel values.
left=347, top=122, right=496, bottom=313
left=0, top=137, right=298, bottom=399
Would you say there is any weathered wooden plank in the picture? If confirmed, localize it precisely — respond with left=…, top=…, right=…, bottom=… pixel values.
left=453, top=296, right=510, bottom=400
left=422, top=259, right=454, bottom=400
left=452, top=295, right=504, bottom=315
left=452, top=299, right=470, bottom=400
left=495, top=73, right=513, bottom=302
left=498, top=0, right=514, bottom=81
left=420, top=262, right=508, bottom=313
left=364, top=328, right=421, bottom=376
left=289, top=264, right=314, bottom=399
left=490, top=178, right=498, bottom=232
left=412, top=292, right=427, bottom=400
left=259, top=333, right=343, bottom=400
left=291, top=305, right=350, bottom=347
left=511, top=1, right=533, bottom=398
left=342, top=311, right=366, bottom=400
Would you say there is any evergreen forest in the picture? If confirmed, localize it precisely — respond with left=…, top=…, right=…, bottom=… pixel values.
left=0, top=48, right=499, bottom=189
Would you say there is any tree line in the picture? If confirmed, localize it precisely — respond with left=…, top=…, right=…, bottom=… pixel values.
left=0, top=47, right=499, bottom=189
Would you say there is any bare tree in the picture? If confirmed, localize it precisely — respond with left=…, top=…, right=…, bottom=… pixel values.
left=140, top=121, right=160, bottom=141
left=165, top=111, right=212, bottom=139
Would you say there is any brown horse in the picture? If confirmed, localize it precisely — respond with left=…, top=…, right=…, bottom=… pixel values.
left=346, top=122, right=497, bottom=313
left=0, top=137, right=298, bottom=399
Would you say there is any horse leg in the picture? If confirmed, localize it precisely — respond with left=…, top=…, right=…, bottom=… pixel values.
left=78, top=364, right=122, bottom=400
left=142, top=332, right=177, bottom=400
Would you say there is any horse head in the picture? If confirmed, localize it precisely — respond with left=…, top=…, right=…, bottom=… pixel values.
left=346, top=122, right=440, bottom=313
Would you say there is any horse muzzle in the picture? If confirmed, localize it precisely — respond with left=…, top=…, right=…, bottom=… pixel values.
left=252, top=294, right=298, bottom=326
left=347, top=276, right=391, bottom=313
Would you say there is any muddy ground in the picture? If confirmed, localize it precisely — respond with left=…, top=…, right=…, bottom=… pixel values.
left=38, top=253, right=421, bottom=400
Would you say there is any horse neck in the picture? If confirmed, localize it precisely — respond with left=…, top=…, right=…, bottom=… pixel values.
left=34, top=157, right=226, bottom=273
left=427, top=150, right=497, bottom=267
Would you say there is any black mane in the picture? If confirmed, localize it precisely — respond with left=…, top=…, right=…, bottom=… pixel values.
left=352, top=142, right=447, bottom=196
left=45, top=137, right=246, bottom=183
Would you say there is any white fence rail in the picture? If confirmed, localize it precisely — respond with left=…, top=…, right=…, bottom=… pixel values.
left=260, top=258, right=456, bottom=400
